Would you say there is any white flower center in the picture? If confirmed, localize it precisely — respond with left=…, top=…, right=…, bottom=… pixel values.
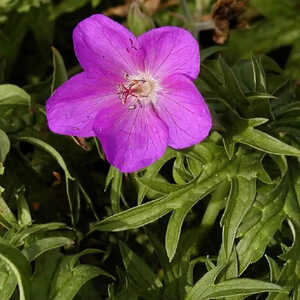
left=117, top=72, right=160, bottom=110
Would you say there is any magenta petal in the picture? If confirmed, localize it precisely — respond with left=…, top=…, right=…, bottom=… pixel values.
left=155, top=74, right=212, bottom=149
left=73, top=14, right=143, bottom=80
left=93, top=102, right=168, bottom=173
left=46, top=72, right=116, bottom=137
left=138, top=26, right=200, bottom=80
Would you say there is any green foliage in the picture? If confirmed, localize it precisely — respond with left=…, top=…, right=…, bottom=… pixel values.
left=0, top=1, right=300, bottom=299
left=226, top=0, right=300, bottom=79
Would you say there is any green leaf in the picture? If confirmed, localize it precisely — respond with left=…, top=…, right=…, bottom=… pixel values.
left=17, top=137, right=77, bottom=225
left=17, top=137, right=73, bottom=180
left=221, top=177, right=256, bottom=258
left=11, top=223, right=69, bottom=247
left=127, top=1, right=154, bottom=36
left=31, top=250, right=63, bottom=300
left=186, top=264, right=226, bottom=299
left=201, top=46, right=227, bottom=62
left=50, top=0, right=90, bottom=19
left=15, top=186, right=32, bottom=227
left=188, top=278, right=286, bottom=300
left=0, top=261, right=18, bottom=300
left=0, top=84, right=30, bottom=106
left=236, top=126, right=300, bottom=157
left=0, top=129, right=10, bottom=174
left=136, top=149, right=176, bottom=204
left=120, top=241, right=162, bottom=297
left=49, top=250, right=112, bottom=300
left=186, top=265, right=286, bottom=300
left=91, top=0, right=101, bottom=7
left=165, top=201, right=195, bottom=262
left=285, top=39, right=300, bottom=80
left=78, top=183, right=99, bottom=221
left=251, top=55, right=267, bottom=93
left=236, top=178, right=288, bottom=273
left=251, top=0, right=297, bottom=18
left=22, top=237, right=74, bottom=262
left=90, top=194, right=173, bottom=232
left=51, top=47, right=68, bottom=93
left=0, top=186, right=17, bottom=229
left=219, top=57, right=248, bottom=106
left=173, top=153, right=193, bottom=184
left=105, top=166, right=123, bottom=213
left=91, top=160, right=231, bottom=232
left=0, top=242, right=31, bottom=300
left=265, top=255, right=281, bottom=283
left=138, top=176, right=181, bottom=195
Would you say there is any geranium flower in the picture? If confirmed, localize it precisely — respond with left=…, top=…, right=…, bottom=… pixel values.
left=46, top=14, right=212, bottom=172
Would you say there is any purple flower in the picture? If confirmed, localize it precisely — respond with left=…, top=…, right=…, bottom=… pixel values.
left=46, top=14, right=212, bottom=173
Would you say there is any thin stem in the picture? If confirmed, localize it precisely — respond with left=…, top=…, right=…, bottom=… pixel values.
left=181, top=0, right=193, bottom=22
left=194, top=20, right=215, bottom=32
left=78, top=182, right=100, bottom=221
left=93, top=137, right=105, bottom=160
left=196, top=181, right=229, bottom=246
left=195, top=0, right=211, bottom=15
left=196, top=197, right=224, bottom=245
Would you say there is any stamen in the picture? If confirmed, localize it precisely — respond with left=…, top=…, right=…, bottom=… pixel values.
left=117, top=72, right=160, bottom=110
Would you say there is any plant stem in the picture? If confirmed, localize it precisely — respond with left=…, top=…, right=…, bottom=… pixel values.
left=181, top=0, right=193, bottom=22
left=196, top=181, right=229, bottom=246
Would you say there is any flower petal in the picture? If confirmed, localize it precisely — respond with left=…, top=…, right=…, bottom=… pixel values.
left=155, top=74, right=212, bottom=149
left=46, top=72, right=116, bottom=137
left=138, top=26, right=200, bottom=80
left=73, top=14, right=143, bottom=80
left=93, top=102, right=168, bottom=173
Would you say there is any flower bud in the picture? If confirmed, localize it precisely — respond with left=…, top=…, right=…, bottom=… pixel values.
left=127, top=1, right=154, bottom=36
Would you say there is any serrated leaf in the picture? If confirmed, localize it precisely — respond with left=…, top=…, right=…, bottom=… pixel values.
left=91, top=159, right=232, bottom=232
left=0, top=84, right=30, bottom=106
left=0, top=242, right=31, bottom=300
